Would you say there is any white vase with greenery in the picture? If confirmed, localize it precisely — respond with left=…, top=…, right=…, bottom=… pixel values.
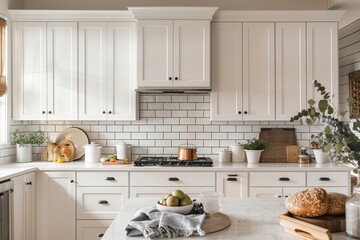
left=10, top=129, right=45, bottom=163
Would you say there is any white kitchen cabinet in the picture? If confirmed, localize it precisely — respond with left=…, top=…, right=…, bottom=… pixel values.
left=275, top=23, right=307, bottom=120
left=37, top=171, right=76, bottom=240
left=130, top=186, right=214, bottom=198
left=79, top=22, right=137, bottom=120
left=211, top=22, right=275, bottom=121
left=77, top=220, right=112, bottom=240
left=12, top=172, right=36, bottom=240
left=250, top=186, right=307, bottom=198
left=137, top=20, right=210, bottom=89
left=307, top=22, right=338, bottom=107
left=216, top=172, right=248, bottom=198
left=13, top=22, right=78, bottom=120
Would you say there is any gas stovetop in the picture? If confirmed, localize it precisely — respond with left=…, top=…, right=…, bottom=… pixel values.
left=133, top=157, right=213, bottom=167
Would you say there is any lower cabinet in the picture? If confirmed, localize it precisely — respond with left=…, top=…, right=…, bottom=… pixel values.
left=216, top=172, right=248, bottom=197
left=12, top=172, right=36, bottom=240
left=77, top=220, right=112, bottom=240
left=130, top=172, right=216, bottom=198
left=37, top=171, right=76, bottom=240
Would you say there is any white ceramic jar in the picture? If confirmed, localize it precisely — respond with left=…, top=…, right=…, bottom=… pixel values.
left=230, top=143, right=246, bottom=162
left=83, top=142, right=102, bottom=163
left=218, top=149, right=232, bottom=163
left=116, top=142, right=132, bottom=161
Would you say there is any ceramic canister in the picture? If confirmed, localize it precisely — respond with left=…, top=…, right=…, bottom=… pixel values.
left=116, top=142, right=132, bottom=161
left=218, top=149, right=232, bottom=163
left=230, top=143, right=246, bottom=162
left=83, top=142, right=102, bottom=163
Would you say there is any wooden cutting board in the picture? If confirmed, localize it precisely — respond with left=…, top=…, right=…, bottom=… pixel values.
left=202, top=212, right=231, bottom=234
left=286, top=145, right=299, bottom=163
left=292, top=214, right=345, bottom=233
left=259, top=128, right=297, bottom=163
left=102, top=160, right=131, bottom=165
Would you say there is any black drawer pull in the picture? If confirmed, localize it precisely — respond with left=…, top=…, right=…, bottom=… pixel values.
left=98, top=233, right=104, bottom=238
left=106, top=177, right=116, bottom=181
left=319, top=177, right=330, bottom=181
left=227, top=177, right=238, bottom=182
left=98, top=200, right=109, bottom=204
left=227, top=174, right=238, bottom=177
left=168, top=177, right=179, bottom=181
left=25, top=182, right=32, bottom=185
left=279, top=177, right=290, bottom=181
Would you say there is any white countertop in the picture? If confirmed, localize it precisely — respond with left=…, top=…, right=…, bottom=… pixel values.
left=0, top=161, right=352, bottom=182
left=102, top=198, right=351, bottom=240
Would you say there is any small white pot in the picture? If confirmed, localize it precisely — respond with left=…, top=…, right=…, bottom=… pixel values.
left=218, top=149, right=232, bottom=163
left=16, top=144, right=32, bottom=163
left=313, top=149, right=328, bottom=164
left=230, top=143, right=245, bottom=162
left=83, top=142, right=102, bottom=163
left=245, top=150, right=263, bottom=164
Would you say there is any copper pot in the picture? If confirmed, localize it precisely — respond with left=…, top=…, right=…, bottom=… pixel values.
left=178, top=144, right=197, bottom=160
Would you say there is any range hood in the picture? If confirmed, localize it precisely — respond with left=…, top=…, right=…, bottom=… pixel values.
left=135, top=88, right=211, bottom=94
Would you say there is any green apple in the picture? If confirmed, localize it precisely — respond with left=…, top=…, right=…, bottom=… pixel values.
left=159, top=198, right=167, bottom=205
left=172, top=189, right=185, bottom=200
left=164, top=193, right=172, bottom=199
left=180, top=198, right=192, bottom=206
left=166, top=196, right=179, bottom=206
left=184, top=194, right=191, bottom=201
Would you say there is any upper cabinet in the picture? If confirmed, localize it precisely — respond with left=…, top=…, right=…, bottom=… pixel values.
left=13, top=21, right=78, bottom=120
left=130, top=7, right=217, bottom=90
left=137, top=20, right=210, bottom=89
left=78, top=22, right=137, bottom=120
left=211, top=11, right=343, bottom=121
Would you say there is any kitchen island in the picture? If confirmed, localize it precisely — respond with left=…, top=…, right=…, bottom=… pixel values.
left=102, top=198, right=352, bottom=240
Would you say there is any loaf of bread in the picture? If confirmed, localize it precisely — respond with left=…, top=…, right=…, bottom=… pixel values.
left=326, top=192, right=347, bottom=215
left=285, top=188, right=328, bottom=217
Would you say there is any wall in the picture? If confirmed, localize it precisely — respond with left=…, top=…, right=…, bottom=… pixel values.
left=21, top=0, right=327, bottom=10
left=338, top=18, right=360, bottom=119
left=15, top=93, right=320, bottom=163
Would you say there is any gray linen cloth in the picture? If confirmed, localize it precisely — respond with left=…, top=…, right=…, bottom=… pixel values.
left=125, top=206, right=206, bottom=238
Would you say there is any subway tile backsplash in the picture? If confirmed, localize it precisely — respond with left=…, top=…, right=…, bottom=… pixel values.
left=1, top=93, right=319, bottom=164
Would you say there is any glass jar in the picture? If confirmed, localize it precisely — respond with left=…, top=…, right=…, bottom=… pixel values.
left=61, top=144, right=71, bottom=162
left=200, top=191, right=223, bottom=215
left=298, top=147, right=310, bottom=164
left=346, top=172, right=360, bottom=238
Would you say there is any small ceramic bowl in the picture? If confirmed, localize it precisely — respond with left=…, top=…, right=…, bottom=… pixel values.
left=156, top=202, right=194, bottom=215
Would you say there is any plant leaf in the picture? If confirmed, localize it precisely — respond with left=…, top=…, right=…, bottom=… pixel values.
left=325, top=142, right=332, bottom=152
left=308, top=99, right=315, bottom=106
left=299, top=118, right=303, bottom=125
left=335, top=143, right=344, bottom=152
left=327, top=106, right=334, bottom=115
left=318, top=99, right=328, bottom=112
left=306, top=118, right=312, bottom=125
left=324, top=125, right=331, bottom=135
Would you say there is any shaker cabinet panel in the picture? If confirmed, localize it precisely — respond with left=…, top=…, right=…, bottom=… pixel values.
left=216, top=172, right=248, bottom=198
left=77, top=220, right=112, bottom=240
left=275, top=22, right=307, bottom=120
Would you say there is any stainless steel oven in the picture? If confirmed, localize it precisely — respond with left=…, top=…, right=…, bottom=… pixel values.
left=0, top=180, right=13, bottom=240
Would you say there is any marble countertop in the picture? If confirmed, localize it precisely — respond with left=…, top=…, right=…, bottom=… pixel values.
left=102, top=198, right=351, bottom=240
left=0, top=161, right=352, bottom=182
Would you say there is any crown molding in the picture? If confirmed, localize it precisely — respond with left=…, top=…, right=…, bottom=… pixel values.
left=128, top=7, right=218, bottom=20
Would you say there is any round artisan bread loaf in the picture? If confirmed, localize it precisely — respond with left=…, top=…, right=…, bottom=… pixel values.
left=285, top=188, right=328, bottom=217
left=326, top=192, right=347, bottom=215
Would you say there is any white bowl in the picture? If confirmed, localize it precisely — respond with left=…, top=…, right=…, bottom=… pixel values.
left=156, top=202, right=194, bottom=215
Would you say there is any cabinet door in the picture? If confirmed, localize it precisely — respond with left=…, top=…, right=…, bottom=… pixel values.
left=107, top=22, right=137, bottom=120
left=243, top=23, right=275, bottom=121
left=173, top=20, right=210, bottom=88
left=37, top=171, right=76, bottom=240
left=211, top=23, right=242, bottom=121
left=216, top=172, right=248, bottom=198
left=249, top=187, right=282, bottom=198
left=275, top=23, right=306, bottom=120
left=79, top=22, right=108, bottom=120
left=13, top=22, right=47, bottom=120
left=13, top=175, right=25, bottom=240
left=137, top=20, right=173, bottom=87
left=77, top=220, right=112, bottom=240
left=307, top=22, right=338, bottom=107
left=130, top=186, right=215, bottom=198
left=24, top=172, right=36, bottom=240
left=47, top=22, right=78, bottom=120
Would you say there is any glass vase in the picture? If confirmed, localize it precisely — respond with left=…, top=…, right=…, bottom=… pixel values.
left=346, top=172, right=360, bottom=239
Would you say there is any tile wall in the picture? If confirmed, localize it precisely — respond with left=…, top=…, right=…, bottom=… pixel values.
left=1, top=93, right=323, bottom=164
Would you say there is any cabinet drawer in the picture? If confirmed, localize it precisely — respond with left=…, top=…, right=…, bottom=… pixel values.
left=307, top=172, right=349, bottom=187
left=77, top=172, right=128, bottom=187
left=216, top=172, right=248, bottom=198
left=130, top=186, right=215, bottom=198
left=77, top=187, right=128, bottom=219
left=130, top=172, right=215, bottom=187
left=250, top=172, right=306, bottom=187
left=77, top=220, right=112, bottom=240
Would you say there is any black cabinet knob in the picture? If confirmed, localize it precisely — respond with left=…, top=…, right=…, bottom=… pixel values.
left=244, top=111, right=248, bottom=114
left=98, top=234, right=104, bottom=238
left=26, top=182, right=32, bottom=185
left=108, top=111, right=112, bottom=114
left=168, top=77, right=172, bottom=80
left=102, top=111, right=106, bottom=114
left=48, top=111, right=52, bottom=114
left=175, top=77, right=178, bottom=80
left=238, top=111, right=242, bottom=114
left=70, top=180, right=74, bottom=183
left=42, top=111, right=46, bottom=114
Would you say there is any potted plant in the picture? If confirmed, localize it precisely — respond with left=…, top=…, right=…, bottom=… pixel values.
left=243, top=138, right=266, bottom=163
left=290, top=80, right=360, bottom=238
left=310, top=140, right=329, bottom=164
left=10, top=129, right=46, bottom=163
